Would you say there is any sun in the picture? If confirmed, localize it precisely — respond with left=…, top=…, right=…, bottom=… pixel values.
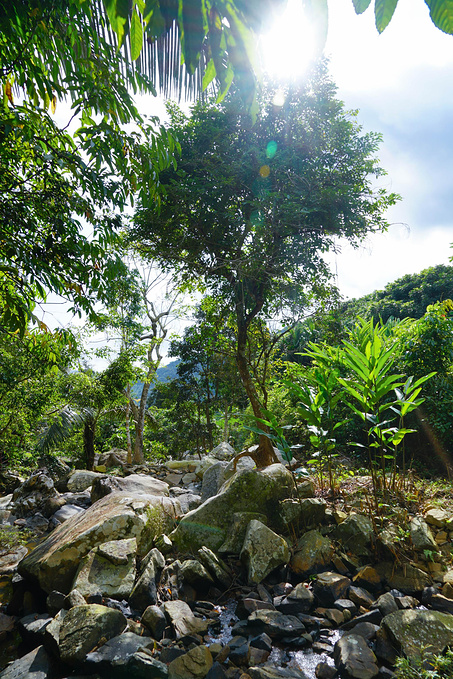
left=258, top=0, right=318, bottom=82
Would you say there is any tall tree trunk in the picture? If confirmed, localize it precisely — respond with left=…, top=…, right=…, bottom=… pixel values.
left=84, top=416, right=96, bottom=471
left=236, top=317, right=276, bottom=467
left=125, top=385, right=132, bottom=464
left=133, top=380, right=151, bottom=464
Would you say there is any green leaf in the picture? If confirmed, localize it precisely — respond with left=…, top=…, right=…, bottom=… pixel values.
left=352, top=0, right=372, bottom=13
left=103, top=0, right=129, bottom=46
left=130, top=9, right=144, bottom=61
left=425, top=0, right=453, bottom=34
left=375, top=0, right=398, bottom=33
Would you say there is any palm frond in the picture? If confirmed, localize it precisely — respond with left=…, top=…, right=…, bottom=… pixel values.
left=35, top=407, right=86, bottom=454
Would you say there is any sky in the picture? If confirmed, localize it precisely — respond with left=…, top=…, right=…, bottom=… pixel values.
left=320, top=0, right=453, bottom=299
left=40, top=0, right=453, bottom=341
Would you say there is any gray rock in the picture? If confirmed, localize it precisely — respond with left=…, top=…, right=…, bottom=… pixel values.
left=210, top=442, right=235, bottom=460
left=11, top=471, right=58, bottom=518
left=240, top=520, right=290, bottom=584
left=348, top=586, right=374, bottom=609
left=290, top=530, right=333, bottom=576
left=58, top=604, right=127, bottom=664
left=173, top=492, right=202, bottom=514
left=162, top=600, right=209, bottom=638
left=67, top=470, right=106, bottom=492
left=130, top=548, right=165, bottom=614
left=0, top=645, right=53, bottom=679
left=52, top=504, right=85, bottom=523
left=72, top=538, right=137, bottom=599
left=277, top=583, right=314, bottom=615
left=424, top=508, right=449, bottom=528
left=334, top=514, right=373, bottom=557
left=373, top=592, right=398, bottom=617
left=84, top=632, right=152, bottom=673
left=197, top=547, right=232, bottom=588
left=142, top=605, right=167, bottom=639
left=410, top=516, right=437, bottom=551
left=171, top=464, right=295, bottom=552
left=244, top=610, right=306, bottom=638
left=381, top=609, right=453, bottom=657
left=334, top=634, right=379, bottom=679
left=91, top=474, right=169, bottom=504
left=0, top=545, right=28, bottom=574
left=180, top=559, right=214, bottom=589
left=201, top=462, right=228, bottom=502
left=218, top=512, right=268, bottom=554
left=313, top=572, right=351, bottom=606
left=19, top=492, right=177, bottom=594
left=168, top=644, right=213, bottom=679
left=376, top=562, right=432, bottom=595
left=299, top=499, right=327, bottom=528
left=127, top=649, right=168, bottom=678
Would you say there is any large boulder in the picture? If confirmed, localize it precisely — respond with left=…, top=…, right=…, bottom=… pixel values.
left=290, top=530, right=333, bottom=576
left=381, top=609, right=453, bottom=658
left=10, top=471, right=58, bottom=518
left=19, top=492, right=177, bottom=593
left=334, top=634, right=379, bottom=679
left=91, top=473, right=169, bottom=504
left=67, top=470, right=107, bottom=492
left=170, top=464, right=295, bottom=552
left=58, top=604, right=127, bottom=665
left=334, top=514, right=373, bottom=557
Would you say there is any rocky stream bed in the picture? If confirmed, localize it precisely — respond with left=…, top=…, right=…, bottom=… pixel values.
left=1, top=444, right=453, bottom=679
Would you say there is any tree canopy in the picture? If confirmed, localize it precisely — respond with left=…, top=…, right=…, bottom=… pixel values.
left=130, top=64, right=399, bottom=464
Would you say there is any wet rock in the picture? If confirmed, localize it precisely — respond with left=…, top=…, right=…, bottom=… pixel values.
left=58, top=604, right=127, bottom=664
left=248, top=666, right=309, bottom=679
left=218, top=512, right=268, bottom=554
left=170, top=464, right=295, bottom=552
left=127, top=648, right=168, bottom=678
left=313, top=573, right=351, bottom=606
left=240, top=520, right=290, bottom=584
left=410, top=517, right=437, bottom=551
left=91, top=474, right=169, bottom=504
left=162, top=600, right=210, bottom=638
left=342, top=610, right=382, bottom=631
left=334, top=634, right=379, bottom=679
left=382, top=609, right=453, bottom=657
left=343, top=622, right=379, bottom=641
left=334, top=514, right=373, bottom=557
left=19, top=492, right=177, bottom=594
left=0, top=645, right=53, bottom=678
left=72, top=538, right=137, bottom=600
left=316, top=662, right=337, bottom=679
left=334, top=600, right=357, bottom=616
left=130, top=548, right=165, bottom=614
left=241, top=609, right=305, bottom=638
left=290, top=530, right=333, bottom=576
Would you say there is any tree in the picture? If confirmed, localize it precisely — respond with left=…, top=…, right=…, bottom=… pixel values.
left=130, top=64, right=399, bottom=466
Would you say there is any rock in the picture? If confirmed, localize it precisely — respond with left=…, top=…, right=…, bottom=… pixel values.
left=91, top=474, right=169, bottom=503
left=72, top=538, right=137, bottom=599
left=129, top=548, right=165, bottom=614
left=127, top=648, right=168, bottom=678
left=381, top=609, right=453, bottom=657
left=372, top=592, right=398, bottom=617
left=197, top=547, right=232, bottom=589
left=171, top=464, right=295, bottom=552
left=313, top=573, right=351, bottom=606
left=84, top=631, right=152, bottom=674
left=422, top=589, right=453, bottom=615
left=162, top=600, right=210, bottom=638
left=290, top=530, right=333, bottom=576
left=334, top=634, right=379, bottom=679
left=142, top=605, right=167, bottom=639
left=19, top=492, right=177, bottom=594
left=155, top=534, right=173, bottom=555
left=375, top=562, right=432, bottom=595
left=352, top=566, right=381, bottom=592
left=0, top=546, right=27, bottom=574
left=248, top=666, right=309, bottom=679
left=348, top=586, right=374, bottom=609
left=172, top=492, right=202, bottom=515
left=37, top=455, right=71, bottom=482
left=277, top=583, right=314, bottom=615
left=334, top=599, right=357, bottom=616
left=52, top=504, right=85, bottom=523
left=218, top=512, right=268, bottom=554
left=240, top=610, right=305, bottom=638
left=343, top=623, right=379, bottom=641
left=299, top=499, right=327, bottom=528
left=334, top=514, right=373, bottom=557
left=97, top=448, right=128, bottom=468
left=67, top=470, right=106, bottom=492
left=316, top=662, right=337, bottom=679
left=168, top=645, right=213, bottom=679
left=424, top=508, right=449, bottom=528
left=240, top=520, right=290, bottom=584
left=201, top=463, right=228, bottom=502
left=210, top=442, right=236, bottom=460
left=10, top=471, right=58, bottom=518
left=180, top=560, right=214, bottom=590
left=59, top=490, right=92, bottom=508
left=410, top=517, right=437, bottom=551
left=58, top=604, right=127, bottom=664
left=0, top=645, right=53, bottom=679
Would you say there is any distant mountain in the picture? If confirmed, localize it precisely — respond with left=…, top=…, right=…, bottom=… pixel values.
left=130, top=359, right=179, bottom=401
